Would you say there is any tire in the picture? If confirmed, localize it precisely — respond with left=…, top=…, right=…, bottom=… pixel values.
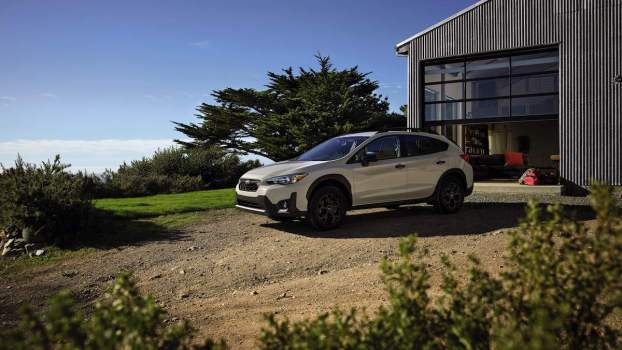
left=307, top=186, right=347, bottom=230
left=434, top=176, right=465, bottom=214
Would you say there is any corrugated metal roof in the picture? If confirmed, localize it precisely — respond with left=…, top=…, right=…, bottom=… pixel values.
left=395, top=0, right=490, bottom=53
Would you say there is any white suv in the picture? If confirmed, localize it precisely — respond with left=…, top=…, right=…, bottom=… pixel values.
left=235, top=131, right=473, bottom=230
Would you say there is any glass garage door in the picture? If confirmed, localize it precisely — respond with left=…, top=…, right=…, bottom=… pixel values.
left=422, top=48, right=559, bottom=125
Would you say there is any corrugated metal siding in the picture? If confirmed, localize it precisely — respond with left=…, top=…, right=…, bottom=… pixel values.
left=403, top=0, right=622, bottom=186
left=557, top=0, right=622, bottom=186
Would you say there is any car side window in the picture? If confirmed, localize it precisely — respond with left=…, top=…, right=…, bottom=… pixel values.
left=365, top=136, right=400, bottom=160
left=400, top=135, right=448, bottom=157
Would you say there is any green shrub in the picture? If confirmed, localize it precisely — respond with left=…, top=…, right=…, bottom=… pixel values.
left=95, top=173, right=204, bottom=198
left=94, top=146, right=261, bottom=198
left=0, top=274, right=226, bottom=350
left=0, top=155, right=92, bottom=244
left=259, top=183, right=622, bottom=349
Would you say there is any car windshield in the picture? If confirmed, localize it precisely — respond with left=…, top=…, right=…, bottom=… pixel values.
left=297, top=136, right=369, bottom=161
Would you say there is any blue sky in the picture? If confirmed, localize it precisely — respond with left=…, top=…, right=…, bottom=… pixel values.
left=0, top=0, right=474, bottom=171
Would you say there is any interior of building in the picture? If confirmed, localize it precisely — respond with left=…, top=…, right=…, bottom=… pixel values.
left=428, top=119, right=559, bottom=182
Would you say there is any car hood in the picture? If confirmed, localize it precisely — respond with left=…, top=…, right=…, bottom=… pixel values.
left=241, top=160, right=325, bottom=180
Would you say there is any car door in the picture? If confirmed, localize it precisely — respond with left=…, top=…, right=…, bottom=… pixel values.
left=350, top=135, right=409, bottom=205
left=399, top=135, right=450, bottom=199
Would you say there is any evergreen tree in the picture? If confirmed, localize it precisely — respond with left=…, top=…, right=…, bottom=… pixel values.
left=173, top=55, right=404, bottom=161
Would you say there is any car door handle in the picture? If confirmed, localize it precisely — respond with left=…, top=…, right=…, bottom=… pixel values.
left=436, top=160, right=446, bottom=165
left=395, top=164, right=406, bottom=169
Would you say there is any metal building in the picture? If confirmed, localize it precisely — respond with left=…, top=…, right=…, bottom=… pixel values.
left=396, top=0, right=622, bottom=187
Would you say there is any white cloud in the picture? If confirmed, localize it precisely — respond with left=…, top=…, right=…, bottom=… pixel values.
left=0, top=139, right=178, bottom=174
left=40, top=92, right=57, bottom=98
left=189, top=40, right=210, bottom=48
left=0, top=96, right=16, bottom=106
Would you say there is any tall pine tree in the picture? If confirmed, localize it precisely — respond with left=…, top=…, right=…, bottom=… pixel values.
left=174, top=55, right=404, bottom=161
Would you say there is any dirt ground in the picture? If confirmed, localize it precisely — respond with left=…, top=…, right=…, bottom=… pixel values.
left=0, top=196, right=594, bottom=348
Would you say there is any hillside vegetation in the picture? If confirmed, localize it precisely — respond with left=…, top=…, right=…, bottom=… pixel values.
left=92, top=146, right=258, bottom=198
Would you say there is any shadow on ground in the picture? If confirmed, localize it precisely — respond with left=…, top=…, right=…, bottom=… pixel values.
left=263, top=202, right=595, bottom=239
left=0, top=209, right=191, bottom=324
left=79, top=209, right=191, bottom=249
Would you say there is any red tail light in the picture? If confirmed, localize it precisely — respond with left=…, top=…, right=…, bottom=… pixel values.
left=460, top=154, right=470, bottom=162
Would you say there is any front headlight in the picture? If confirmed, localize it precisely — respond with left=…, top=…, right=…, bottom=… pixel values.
left=265, top=173, right=308, bottom=185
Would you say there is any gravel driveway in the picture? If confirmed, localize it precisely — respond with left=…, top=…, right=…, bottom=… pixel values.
left=0, top=193, right=594, bottom=348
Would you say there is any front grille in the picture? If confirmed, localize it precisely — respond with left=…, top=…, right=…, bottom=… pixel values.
left=238, top=179, right=260, bottom=192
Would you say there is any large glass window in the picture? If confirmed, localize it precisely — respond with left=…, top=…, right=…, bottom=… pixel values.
left=424, top=82, right=463, bottom=102
left=511, top=51, right=559, bottom=75
left=424, top=62, right=464, bottom=83
left=425, top=102, right=463, bottom=122
left=511, top=73, right=558, bottom=95
left=423, top=48, right=558, bottom=123
left=466, top=57, right=510, bottom=79
left=466, top=99, right=511, bottom=119
left=466, top=78, right=510, bottom=99
left=512, top=95, right=558, bottom=116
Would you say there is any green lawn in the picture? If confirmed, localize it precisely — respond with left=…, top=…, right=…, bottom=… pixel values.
left=93, top=188, right=236, bottom=219
left=2, top=189, right=238, bottom=275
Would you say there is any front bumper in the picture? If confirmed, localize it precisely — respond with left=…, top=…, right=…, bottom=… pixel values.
left=236, top=192, right=305, bottom=218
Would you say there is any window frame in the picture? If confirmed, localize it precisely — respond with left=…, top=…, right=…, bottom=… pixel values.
left=421, top=47, right=559, bottom=126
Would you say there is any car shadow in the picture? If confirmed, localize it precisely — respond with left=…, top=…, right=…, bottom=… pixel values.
left=261, top=202, right=595, bottom=239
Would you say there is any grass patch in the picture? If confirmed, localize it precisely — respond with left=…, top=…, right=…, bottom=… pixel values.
left=93, top=188, right=236, bottom=219
left=0, top=212, right=203, bottom=276
left=2, top=189, right=238, bottom=275
left=149, top=212, right=205, bottom=229
left=0, top=246, right=96, bottom=276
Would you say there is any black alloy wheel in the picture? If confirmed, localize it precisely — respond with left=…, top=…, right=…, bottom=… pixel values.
left=308, top=186, right=346, bottom=230
left=435, top=177, right=465, bottom=214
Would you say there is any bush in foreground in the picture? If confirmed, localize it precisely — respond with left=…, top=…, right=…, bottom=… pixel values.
left=0, top=155, right=92, bottom=245
left=0, top=274, right=227, bottom=350
left=259, top=183, right=621, bottom=349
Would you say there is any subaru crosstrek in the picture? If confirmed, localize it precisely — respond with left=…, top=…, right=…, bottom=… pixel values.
left=235, top=131, right=473, bottom=230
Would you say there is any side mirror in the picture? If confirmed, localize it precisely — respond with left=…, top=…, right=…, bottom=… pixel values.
left=361, top=151, right=378, bottom=166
